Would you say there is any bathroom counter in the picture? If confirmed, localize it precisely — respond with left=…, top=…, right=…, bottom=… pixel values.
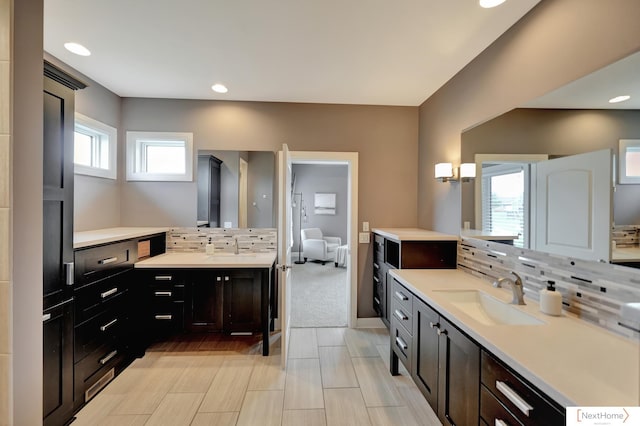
left=74, top=227, right=169, bottom=249
left=372, top=228, right=458, bottom=241
left=134, top=251, right=277, bottom=269
left=459, top=228, right=518, bottom=241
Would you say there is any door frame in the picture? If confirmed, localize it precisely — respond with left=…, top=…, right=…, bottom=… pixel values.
left=288, top=151, right=359, bottom=328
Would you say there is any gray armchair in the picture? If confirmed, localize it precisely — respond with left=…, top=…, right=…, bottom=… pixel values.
left=301, top=228, right=341, bottom=264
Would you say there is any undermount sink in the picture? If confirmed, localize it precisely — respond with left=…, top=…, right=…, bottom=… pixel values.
left=207, top=252, right=257, bottom=257
left=432, top=290, right=545, bottom=326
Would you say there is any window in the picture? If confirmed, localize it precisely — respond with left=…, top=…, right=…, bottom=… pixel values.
left=126, top=131, right=194, bottom=181
left=74, top=113, right=117, bottom=179
left=619, top=139, right=640, bottom=184
left=481, top=163, right=530, bottom=248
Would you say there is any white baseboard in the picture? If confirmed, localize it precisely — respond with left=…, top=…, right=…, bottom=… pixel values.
left=355, top=317, right=385, bottom=328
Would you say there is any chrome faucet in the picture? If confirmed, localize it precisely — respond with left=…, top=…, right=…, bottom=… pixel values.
left=493, top=272, right=526, bottom=305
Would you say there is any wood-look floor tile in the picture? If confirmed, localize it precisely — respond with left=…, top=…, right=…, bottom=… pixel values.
left=190, top=411, right=239, bottom=426
left=316, top=327, right=347, bottom=347
left=111, top=392, right=169, bottom=415
left=72, top=394, right=126, bottom=425
left=324, top=388, right=371, bottom=426
left=396, top=386, right=440, bottom=425
left=344, top=329, right=383, bottom=358
left=145, top=392, right=203, bottom=426
left=248, top=354, right=286, bottom=390
left=236, top=390, right=284, bottom=426
left=282, top=409, right=327, bottom=426
left=288, top=328, right=319, bottom=359
left=284, top=358, right=324, bottom=409
left=351, top=357, right=401, bottom=407
left=374, top=344, right=412, bottom=387
left=97, top=414, right=150, bottom=426
left=199, top=357, right=254, bottom=412
left=318, top=346, right=358, bottom=388
left=170, top=356, right=222, bottom=393
left=368, top=406, right=422, bottom=426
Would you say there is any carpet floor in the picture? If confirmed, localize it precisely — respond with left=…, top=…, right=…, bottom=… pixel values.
left=290, top=260, right=348, bottom=327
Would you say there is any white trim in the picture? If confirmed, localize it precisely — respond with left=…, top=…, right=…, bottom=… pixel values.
left=74, top=113, right=117, bottom=179
left=290, top=151, right=359, bottom=329
left=126, top=131, right=194, bottom=181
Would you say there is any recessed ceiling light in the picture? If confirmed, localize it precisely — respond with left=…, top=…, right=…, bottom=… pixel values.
left=479, top=0, right=507, bottom=8
left=211, top=83, right=228, bottom=94
left=609, top=95, right=631, bottom=104
left=64, top=42, right=91, bottom=56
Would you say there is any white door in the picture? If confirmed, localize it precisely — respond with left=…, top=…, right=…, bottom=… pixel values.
left=535, top=149, right=612, bottom=262
left=277, top=144, right=293, bottom=368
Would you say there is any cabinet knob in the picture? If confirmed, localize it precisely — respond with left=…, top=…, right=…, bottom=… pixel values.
left=216, top=276, right=222, bottom=282
left=224, top=276, right=230, bottom=281
left=436, top=328, right=447, bottom=336
left=429, top=321, right=439, bottom=329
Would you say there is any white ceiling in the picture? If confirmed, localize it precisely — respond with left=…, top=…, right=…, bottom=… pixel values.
left=43, top=0, right=541, bottom=106
left=524, top=51, right=640, bottom=110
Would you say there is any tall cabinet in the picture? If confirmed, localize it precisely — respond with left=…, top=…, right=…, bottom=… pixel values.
left=42, top=61, right=86, bottom=426
left=197, top=155, right=222, bottom=227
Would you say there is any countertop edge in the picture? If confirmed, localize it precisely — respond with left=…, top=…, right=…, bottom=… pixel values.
left=74, top=227, right=169, bottom=249
left=372, top=228, right=459, bottom=242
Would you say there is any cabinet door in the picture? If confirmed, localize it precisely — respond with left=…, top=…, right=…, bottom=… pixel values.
left=223, top=270, right=261, bottom=332
left=437, top=317, right=480, bottom=426
left=43, top=300, right=74, bottom=426
left=412, top=298, right=440, bottom=411
left=187, top=271, right=223, bottom=331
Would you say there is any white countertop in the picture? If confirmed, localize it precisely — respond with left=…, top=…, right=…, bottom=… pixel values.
left=390, top=268, right=640, bottom=408
left=611, top=246, right=640, bottom=263
left=74, top=227, right=169, bottom=249
left=460, top=229, right=518, bottom=240
left=372, top=228, right=458, bottom=241
left=135, top=252, right=277, bottom=269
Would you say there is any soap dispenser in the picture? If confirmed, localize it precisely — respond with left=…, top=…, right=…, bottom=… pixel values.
left=539, top=280, right=562, bottom=316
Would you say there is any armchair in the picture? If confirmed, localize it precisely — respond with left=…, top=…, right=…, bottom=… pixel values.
left=301, top=228, right=342, bottom=264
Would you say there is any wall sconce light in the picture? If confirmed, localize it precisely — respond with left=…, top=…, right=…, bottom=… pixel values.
left=435, top=162, right=476, bottom=183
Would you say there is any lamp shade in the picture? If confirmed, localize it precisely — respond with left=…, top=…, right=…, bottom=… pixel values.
left=435, top=163, right=453, bottom=179
left=460, top=163, right=476, bottom=179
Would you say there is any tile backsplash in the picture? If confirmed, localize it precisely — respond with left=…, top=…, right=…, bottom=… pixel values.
left=166, top=227, right=277, bottom=254
left=458, top=237, right=640, bottom=340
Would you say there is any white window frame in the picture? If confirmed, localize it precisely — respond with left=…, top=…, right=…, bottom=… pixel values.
left=126, top=131, right=194, bottom=181
left=74, top=113, right=117, bottom=179
left=618, top=139, right=640, bottom=184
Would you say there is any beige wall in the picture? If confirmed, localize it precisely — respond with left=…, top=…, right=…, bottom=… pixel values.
left=121, top=98, right=419, bottom=317
left=12, top=0, right=44, bottom=424
left=418, top=0, right=640, bottom=234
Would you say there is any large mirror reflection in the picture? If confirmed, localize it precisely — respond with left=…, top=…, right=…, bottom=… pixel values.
left=461, top=51, right=640, bottom=268
left=197, top=150, right=276, bottom=229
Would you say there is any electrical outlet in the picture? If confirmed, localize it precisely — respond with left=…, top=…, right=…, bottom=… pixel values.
left=359, top=232, right=370, bottom=244
left=362, top=221, right=370, bottom=232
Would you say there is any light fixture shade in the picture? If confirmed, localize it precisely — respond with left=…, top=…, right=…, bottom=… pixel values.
left=460, top=163, right=476, bottom=179
left=435, top=163, right=453, bottom=179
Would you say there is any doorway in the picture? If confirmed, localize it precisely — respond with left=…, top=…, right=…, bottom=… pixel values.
left=290, top=162, right=349, bottom=327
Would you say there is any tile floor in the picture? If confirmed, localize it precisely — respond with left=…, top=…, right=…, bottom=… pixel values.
left=72, top=328, right=441, bottom=426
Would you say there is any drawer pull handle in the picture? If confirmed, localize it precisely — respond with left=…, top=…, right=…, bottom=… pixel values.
left=155, top=275, right=172, bottom=281
left=100, top=318, right=118, bottom=332
left=42, top=313, right=51, bottom=322
left=394, top=291, right=408, bottom=301
left=373, top=276, right=379, bottom=283
left=395, top=336, right=408, bottom=351
left=429, top=321, right=439, bottom=329
left=101, top=288, right=118, bottom=299
left=373, top=262, right=379, bottom=269
left=155, top=314, right=172, bottom=320
left=496, top=380, right=533, bottom=417
left=436, top=328, right=447, bottom=336
left=394, top=309, right=408, bottom=321
left=154, top=291, right=172, bottom=297
left=100, top=350, right=118, bottom=365
left=99, top=257, right=118, bottom=265
left=374, top=297, right=380, bottom=305
left=495, top=420, right=508, bottom=426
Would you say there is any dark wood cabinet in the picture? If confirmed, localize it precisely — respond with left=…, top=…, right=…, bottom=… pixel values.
left=372, top=232, right=457, bottom=328
left=197, top=155, right=222, bottom=227
left=412, top=298, right=440, bottom=410
left=42, top=61, right=86, bottom=426
left=187, top=271, right=223, bottom=332
left=223, top=270, right=262, bottom=333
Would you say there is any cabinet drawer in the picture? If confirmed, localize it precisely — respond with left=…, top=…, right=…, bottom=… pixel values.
left=74, top=273, right=129, bottom=324
left=481, top=385, right=523, bottom=426
left=391, top=279, right=413, bottom=319
left=374, top=234, right=384, bottom=251
left=391, top=302, right=412, bottom=335
left=481, top=351, right=565, bottom=426
left=150, top=301, right=184, bottom=333
left=75, top=241, right=135, bottom=286
left=391, top=321, right=412, bottom=370
left=75, top=342, right=126, bottom=400
left=75, top=306, right=127, bottom=362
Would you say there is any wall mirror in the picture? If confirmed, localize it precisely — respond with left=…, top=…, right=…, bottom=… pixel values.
left=461, top=50, right=640, bottom=267
left=196, top=150, right=276, bottom=229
